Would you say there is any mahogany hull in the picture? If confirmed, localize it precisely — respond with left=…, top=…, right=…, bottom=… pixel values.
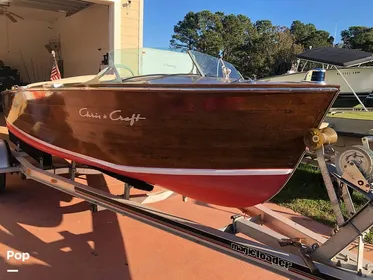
left=2, top=82, right=339, bottom=207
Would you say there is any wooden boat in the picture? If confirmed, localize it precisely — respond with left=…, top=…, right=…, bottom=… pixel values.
left=1, top=48, right=340, bottom=208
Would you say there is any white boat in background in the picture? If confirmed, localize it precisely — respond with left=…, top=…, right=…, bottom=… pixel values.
left=258, top=47, right=373, bottom=108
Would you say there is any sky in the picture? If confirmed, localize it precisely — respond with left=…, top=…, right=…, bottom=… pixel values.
left=143, top=0, right=373, bottom=48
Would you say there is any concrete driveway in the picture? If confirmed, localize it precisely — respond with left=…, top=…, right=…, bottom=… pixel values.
left=0, top=172, right=289, bottom=280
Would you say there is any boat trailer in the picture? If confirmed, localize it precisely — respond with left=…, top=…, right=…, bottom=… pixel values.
left=1, top=128, right=373, bottom=280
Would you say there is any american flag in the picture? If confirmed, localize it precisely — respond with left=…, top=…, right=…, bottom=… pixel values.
left=50, top=60, right=61, bottom=81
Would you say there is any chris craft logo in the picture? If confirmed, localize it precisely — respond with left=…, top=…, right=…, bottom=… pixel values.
left=79, top=108, right=146, bottom=126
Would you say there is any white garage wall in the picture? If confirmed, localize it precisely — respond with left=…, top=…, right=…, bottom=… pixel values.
left=0, top=10, right=57, bottom=84
left=55, top=4, right=109, bottom=78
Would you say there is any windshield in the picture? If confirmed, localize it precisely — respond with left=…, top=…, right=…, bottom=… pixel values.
left=188, top=50, right=242, bottom=80
left=107, top=47, right=243, bottom=80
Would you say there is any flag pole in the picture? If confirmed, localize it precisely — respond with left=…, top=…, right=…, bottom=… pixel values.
left=51, top=50, right=58, bottom=68
left=50, top=50, right=62, bottom=80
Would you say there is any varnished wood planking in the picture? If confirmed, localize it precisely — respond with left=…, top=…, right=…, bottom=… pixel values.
left=2, top=83, right=339, bottom=169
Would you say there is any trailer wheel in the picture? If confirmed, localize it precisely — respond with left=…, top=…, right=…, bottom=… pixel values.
left=0, top=173, right=6, bottom=193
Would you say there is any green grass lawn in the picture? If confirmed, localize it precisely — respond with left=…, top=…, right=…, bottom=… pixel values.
left=270, top=163, right=373, bottom=243
left=327, top=104, right=373, bottom=120
left=327, top=111, right=373, bottom=120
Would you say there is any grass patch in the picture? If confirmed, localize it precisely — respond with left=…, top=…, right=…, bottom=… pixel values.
left=327, top=111, right=373, bottom=120
left=270, top=163, right=373, bottom=242
left=327, top=104, right=373, bottom=120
